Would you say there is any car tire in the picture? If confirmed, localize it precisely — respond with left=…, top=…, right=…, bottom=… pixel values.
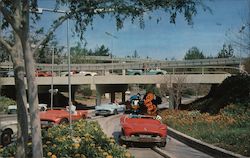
left=114, top=109, right=118, bottom=115
left=157, top=141, right=166, bottom=147
left=59, top=118, right=69, bottom=124
left=1, top=130, right=12, bottom=146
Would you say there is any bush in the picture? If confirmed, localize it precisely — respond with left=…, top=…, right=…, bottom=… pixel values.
left=77, top=86, right=92, bottom=97
left=0, top=96, right=16, bottom=113
left=159, top=104, right=250, bottom=156
left=0, top=120, right=133, bottom=158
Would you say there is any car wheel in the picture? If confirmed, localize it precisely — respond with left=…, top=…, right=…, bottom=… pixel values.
left=59, top=118, right=69, bottom=124
left=156, top=72, right=163, bottom=75
left=40, top=106, right=46, bottom=111
left=1, top=130, right=12, bottom=146
left=114, top=109, right=118, bottom=115
left=157, top=141, right=166, bottom=147
left=134, top=73, right=140, bottom=75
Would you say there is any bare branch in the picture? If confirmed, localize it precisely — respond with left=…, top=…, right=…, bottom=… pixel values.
left=0, top=36, right=12, bottom=54
left=0, top=1, right=20, bottom=33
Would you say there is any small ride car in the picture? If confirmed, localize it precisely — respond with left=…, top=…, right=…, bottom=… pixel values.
left=0, top=120, right=17, bottom=146
left=127, top=69, right=167, bottom=75
left=39, top=107, right=87, bottom=128
left=119, top=114, right=167, bottom=147
left=95, top=103, right=126, bottom=116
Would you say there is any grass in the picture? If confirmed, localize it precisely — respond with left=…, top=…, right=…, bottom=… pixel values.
left=159, top=104, right=250, bottom=156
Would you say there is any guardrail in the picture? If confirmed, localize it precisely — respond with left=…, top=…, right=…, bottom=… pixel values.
left=0, top=58, right=241, bottom=76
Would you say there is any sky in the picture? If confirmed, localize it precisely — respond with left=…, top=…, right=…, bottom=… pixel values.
left=38, top=0, right=249, bottom=60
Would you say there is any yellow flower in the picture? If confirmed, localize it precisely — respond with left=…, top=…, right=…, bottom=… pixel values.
left=51, top=154, right=57, bottom=158
left=43, top=144, right=47, bottom=148
left=53, top=144, right=57, bottom=147
left=73, top=143, right=80, bottom=149
left=75, top=153, right=81, bottom=157
left=103, top=152, right=108, bottom=156
left=46, top=141, right=51, bottom=144
left=125, top=152, right=131, bottom=158
left=80, top=154, right=87, bottom=158
left=47, top=152, right=52, bottom=156
left=106, top=155, right=113, bottom=158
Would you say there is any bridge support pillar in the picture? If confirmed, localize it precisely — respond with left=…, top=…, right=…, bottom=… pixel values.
left=96, top=88, right=102, bottom=106
left=156, top=83, right=161, bottom=88
left=111, top=92, right=115, bottom=103
left=122, top=69, right=126, bottom=76
left=122, top=92, right=125, bottom=103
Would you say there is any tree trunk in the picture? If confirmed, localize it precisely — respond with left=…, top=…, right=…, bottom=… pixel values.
left=21, top=1, right=43, bottom=157
left=12, top=46, right=29, bottom=158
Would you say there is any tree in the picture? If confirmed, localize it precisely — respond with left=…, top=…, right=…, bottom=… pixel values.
left=160, top=75, right=187, bottom=109
left=132, top=50, right=140, bottom=58
left=217, top=44, right=234, bottom=58
left=0, top=0, right=207, bottom=157
left=93, top=45, right=110, bottom=56
left=184, top=47, right=205, bottom=60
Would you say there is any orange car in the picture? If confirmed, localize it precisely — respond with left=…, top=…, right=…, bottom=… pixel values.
left=119, top=114, right=167, bottom=147
left=40, top=108, right=87, bottom=128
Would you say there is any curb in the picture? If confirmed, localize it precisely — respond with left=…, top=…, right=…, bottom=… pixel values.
left=168, top=127, right=248, bottom=158
left=152, top=147, right=173, bottom=158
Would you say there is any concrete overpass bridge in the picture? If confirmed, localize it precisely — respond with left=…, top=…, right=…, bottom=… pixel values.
left=0, top=74, right=231, bottom=105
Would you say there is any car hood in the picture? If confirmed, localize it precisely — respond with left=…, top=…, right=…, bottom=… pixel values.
left=39, top=110, right=68, bottom=122
left=95, top=104, right=117, bottom=110
left=120, top=115, right=166, bottom=131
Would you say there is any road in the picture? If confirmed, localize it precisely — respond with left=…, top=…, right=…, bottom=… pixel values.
left=95, top=114, right=212, bottom=158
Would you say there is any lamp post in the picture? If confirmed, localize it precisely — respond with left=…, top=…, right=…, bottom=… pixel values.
left=36, top=8, right=72, bottom=130
left=239, top=24, right=245, bottom=73
left=105, top=32, right=118, bottom=74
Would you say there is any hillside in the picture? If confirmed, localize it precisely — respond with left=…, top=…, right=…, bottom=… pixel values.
left=186, top=74, right=250, bottom=114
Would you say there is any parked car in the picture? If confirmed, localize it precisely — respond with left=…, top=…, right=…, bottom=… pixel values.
left=39, top=107, right=87, bottom=128
left=127, top=69, right=167, bottom=75
left=61, top=70, right=97, bottom=76
left=95, top=103, right=126, bottom=116
left=0, top=120, right=17, bottom=146
left=7, top=104, right=48, bottom=114
left=119, top=114, right=167, bottom=147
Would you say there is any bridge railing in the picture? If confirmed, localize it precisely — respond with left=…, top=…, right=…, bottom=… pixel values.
left=0, top=58, right=241, bottom=76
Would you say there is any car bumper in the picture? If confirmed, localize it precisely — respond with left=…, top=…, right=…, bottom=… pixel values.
left=120, top=135, right=166, bottom=143
left=95, top=110, right=112, bottom=116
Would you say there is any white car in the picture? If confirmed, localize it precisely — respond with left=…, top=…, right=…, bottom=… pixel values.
left=61, top=71, right=97, bottom=76
left=95, top=103, right=126, bottom=116
left=0, top=120, right=17, bottom=146
left=73, top=71, right=97, bottom=76
left=7, top=103, right=47, bottom=114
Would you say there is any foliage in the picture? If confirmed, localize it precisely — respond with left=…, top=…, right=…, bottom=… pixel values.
left=217, top=44, right=234, bottom=58
left=0, top=120, right=133, bottom=158
left=70, top=43, right=110, bottom=64
left=184, top=47, right=205, bottom=60
left=0, top=96, right=16, bottom=113
left=243, top=57, right=250, bottom=73
left=159, top=104, right=250, bottom=156
left=187, top=74, right=250, bottom=114
left=77, top=85, right=93, bottom=97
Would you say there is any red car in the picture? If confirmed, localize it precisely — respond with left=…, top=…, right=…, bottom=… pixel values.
left=119, top=114, right=167, bottom=147
left=40, top=108, right=87, bottom=128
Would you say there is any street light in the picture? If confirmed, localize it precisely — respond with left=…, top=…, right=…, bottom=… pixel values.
left=105, top=32, right=118, bottom=74
left=35, top=7, right=73, bottom=130
left=239, top=24, right=246, bottom=73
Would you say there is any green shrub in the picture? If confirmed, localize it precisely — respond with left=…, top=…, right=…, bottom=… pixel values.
left=0, top=96, right=16, bottom=113
left=0, top=120, right=133, bottom=158
left=77, top=85, right=93, bottom=97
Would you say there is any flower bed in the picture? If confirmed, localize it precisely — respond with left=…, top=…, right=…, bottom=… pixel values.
left=0, top=120, right=133, bottom=158
left=159, top=104, right=250, bottom=156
